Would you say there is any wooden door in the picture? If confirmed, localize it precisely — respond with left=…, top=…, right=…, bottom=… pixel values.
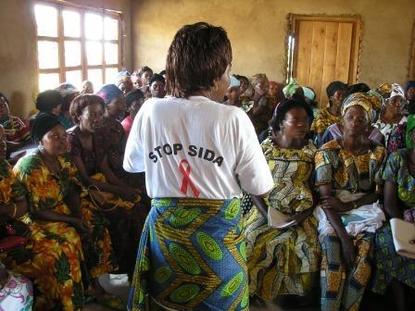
left=288, top=15, right=361, bottom=106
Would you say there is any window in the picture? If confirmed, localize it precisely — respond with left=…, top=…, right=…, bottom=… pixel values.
left=34, top=1, right=122, bottom=92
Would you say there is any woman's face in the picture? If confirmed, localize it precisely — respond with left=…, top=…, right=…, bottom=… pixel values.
left=279, top=107, right=310, bottom=140
left=150, top=81, right=166, bottom=98
left=40, top=124, right=68, bottom=155
left=269, top=82, right=280, bottom=97
left=0, top=127, right=7, bottom=160
left=79, top=102, right=104, bottom=133
left=386, top=96, right=403, bottom=117
left=51, top=103, right=62, bottom=116
left=107, top=96, right=126, bottom=119
left=141, top=71, right=152, bottom=86
left=331, top=89, right=346, bottom=107
left=254, top=79, right=269, bottom=96
left=212, top=65, right=231, bottom=102
left=128, top=98, right=144, bottom=119
left=407, top=87, right=415, bottom=101
left=118, top=77, right=134, bottom=95
left=0, top=97, right=10, bottom=118
left=343, top=105, right=369, bottom=137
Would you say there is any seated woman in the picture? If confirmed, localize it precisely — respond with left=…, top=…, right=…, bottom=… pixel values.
left=0, top=92, right=30, bottom=147
left=373, top=83, right=407, bottom=153
left=248, top=73, right=273, bottom=135
left=68, top=94, right=147, bottom=275
left=121, top=89, right=145, bottom=137
left=371, top=127, right=415, bottom=311
left=319, top=92, right=384, bottom=147
left=96, top=84, right=130, bottom=180
left=0, top=123, right=84, bottom=310
left=314, top=93, right=386, bottom=311
left=13, top=113, right=118, bottom=309
left=0, top=262, right=33, bottom=310
left=55, top=83, right=80, bottom=130
left=244, top=98, right=320, bottom=302
left=311, top=81, right=348, bottom=145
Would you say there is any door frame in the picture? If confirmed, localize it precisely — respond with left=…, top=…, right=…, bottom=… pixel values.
left=408, top=20, right=415, bottom=80
left=287, top=14, right=362, bottom=84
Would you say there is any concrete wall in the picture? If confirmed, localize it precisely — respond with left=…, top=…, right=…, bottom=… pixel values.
left=0, top=0, right=132, bottom=117
left=131, top=0, right=415, bottom=90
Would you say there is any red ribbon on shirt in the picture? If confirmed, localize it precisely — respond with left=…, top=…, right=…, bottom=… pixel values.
left=179, top=159, right=200, bottom=197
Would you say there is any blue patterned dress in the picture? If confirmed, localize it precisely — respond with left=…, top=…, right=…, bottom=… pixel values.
left=128, top=198, right=248, bottom=311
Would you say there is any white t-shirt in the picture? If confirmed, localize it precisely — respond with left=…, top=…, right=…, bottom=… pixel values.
left=123, top=96, right=273, bottom=199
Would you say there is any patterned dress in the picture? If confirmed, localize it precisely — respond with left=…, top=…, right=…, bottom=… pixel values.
left=315, top=140, right=386, bottom=311
left=373, top=117, right=407, bottom=153
left=128, top=198, right=248, bottom=311
left=12, top=154, right=116, bottom=309
left=371, top=149, right=415, bottom=293
left=244, top=140, right=320, bottom=300
left=311, top=108, right=341, bottom=136
left=0, top=115, right=30, bottom=144
left=68, top=125, right=148, bottom=275
left=0, top=158, right=84, bottom=310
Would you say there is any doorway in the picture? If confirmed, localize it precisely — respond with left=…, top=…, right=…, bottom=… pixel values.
left=287, top=14, right=362, bottom=106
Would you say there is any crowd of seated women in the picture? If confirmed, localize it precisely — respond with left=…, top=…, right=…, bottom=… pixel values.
left=1, top=66, right=415, bottom=311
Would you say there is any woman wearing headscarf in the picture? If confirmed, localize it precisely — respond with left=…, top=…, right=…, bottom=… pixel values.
left=373, top=83, right=407, bottom=153
left=314, top=94, right=386, bottom=311
left=248, top=73, right=273, bottom=135
left=124, top=22, right=273, bottom=310
left=0, top=118, right=85, bottom=310
left=371, top=120, right=415, bottom=311
left=96, top=84, right=129, bottom=180
left=311, top=81, right=348, bottom=145
left=55, top=83, right=79, bottom=129
left=14, top=113, right=118, bottom=309
left=319, top=92, right=384, bottom=147
left=244, top=98, right=320, bottom=303
left=116, top=71, right=134, bottom=95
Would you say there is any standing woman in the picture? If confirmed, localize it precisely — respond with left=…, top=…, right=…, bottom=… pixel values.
left=314, top=94, right=386, bottom=311
left=124, top=22, right=273, bottom=311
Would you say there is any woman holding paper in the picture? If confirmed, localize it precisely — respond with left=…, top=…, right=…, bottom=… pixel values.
left=314, top=93, right=386, bottom=311
left=371, top=131, right=415, bottom=311
left=244, top=98, right=320, bottom=302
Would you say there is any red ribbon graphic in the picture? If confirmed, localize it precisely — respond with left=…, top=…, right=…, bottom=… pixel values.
left=179, top=159, right=200, bottom=197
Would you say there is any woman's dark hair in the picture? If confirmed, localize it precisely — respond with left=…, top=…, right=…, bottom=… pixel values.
left=166, top=22, right=232, bottom=98
left=138, top=66, right=153, bottom=77
left=150, top=73, right=165, bottom=86
left=326, top=81, right=348, bottom=98
left=159, top=70, right=166, bottom=76
left=125, top=89, right=144, bottom=108
left=235, top=75, right=249, bottom=85
left=0, top=92, right=9, bottom=104
left=270, top=98, right=314, bottom=132
left=35, top=90, right=65, bottom=113
left=69, top=94, right=105, bottom=124
left=346, top=83, right=370, bottom=96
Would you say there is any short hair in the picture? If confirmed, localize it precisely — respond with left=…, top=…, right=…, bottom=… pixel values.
left=159, top=70, right=166, bottom=76
left=166, top=22, right=232, bottom=98
left=69, top=94, right=105, bottom=124
left=35, top=90, right=65, bottom=113
left=326, top=81, right=348, bottom=98
left=150, top=73, right=165, bottom=86
left=250, top=73, right=268, bottom=86
left=270, top=98, right=314, bottom=132
left=138, top=66, right=153, bottom=77
left=125, top=89, right=144, bottom=109
left=347, top=83, right=371, bottom=96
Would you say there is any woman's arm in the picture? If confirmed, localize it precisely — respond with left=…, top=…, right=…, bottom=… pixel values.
left=0, top=196, right=28, bottom=219
left=319, top=183, right=356, bottom=266
left=251, top=195, right=268, bottom=218
left=383, top=180, right=402, bottom=219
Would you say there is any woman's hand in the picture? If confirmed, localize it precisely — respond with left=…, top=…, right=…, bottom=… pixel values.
left=321, top=196, right=349, bottom=212
left=340, top=235, right=356, bottom=267
left=292, top=209, right=313, bottom=225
